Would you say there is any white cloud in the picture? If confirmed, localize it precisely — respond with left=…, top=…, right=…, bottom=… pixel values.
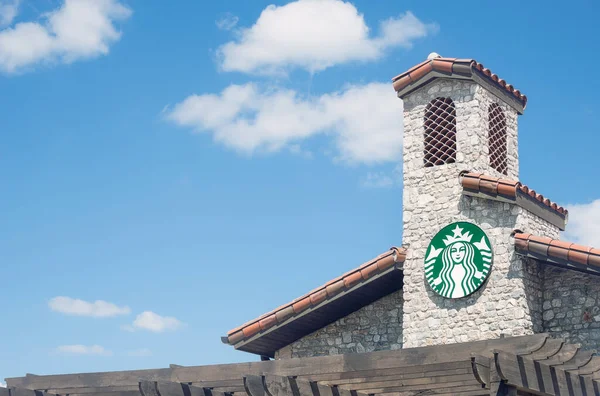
left=361, top=172, right=394, bottom=189
left=126, top=348, right=152, bottom=357
left=0, top=0, right=19, bottom=27
left=167, top=82, right=403, bottom=164
left=124, top=311, right=183, bottom=333
left=0, top=380, right=6, bottom=388
left=56, top=344, right=112, bottom=356
left=217, top=0, right=436, bottom=75
left=216, top=13, right=238, bottom=31
left=360, top=163, right=402, bottom=188
left=0, top=0, right=131, bottom=73
left=562, top=199, right=600, bottom=247
left=49, top=296, right=131, bottom=318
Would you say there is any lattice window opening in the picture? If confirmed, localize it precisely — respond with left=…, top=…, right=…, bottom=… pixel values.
left=423, top=97, right=457, bottom=167
left=488, top=103, right=508, bottom=175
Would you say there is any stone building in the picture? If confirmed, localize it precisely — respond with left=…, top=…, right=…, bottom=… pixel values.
left=6, top=54, right=600, bottom=395
left=222, top=54, right=595, bottom=359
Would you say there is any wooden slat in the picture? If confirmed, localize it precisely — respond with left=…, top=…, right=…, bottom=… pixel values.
left=242, top=376, right=263, bottom=396
left=139, top=382, right=159, bottom=396
left=264, top=375, right=295, bottom=396
left=155, top=382, right=186, bottom=396
left=139, top=381, right=211, bottom=396
left=495, top=345, right=600, bottom=396
left=244, top=375, right=373, bottom=396
left=470, top=355, right=490, bottom=388
left=290, top=378, right=313, bottom=396
left=526, top=338, right=565, bottom=360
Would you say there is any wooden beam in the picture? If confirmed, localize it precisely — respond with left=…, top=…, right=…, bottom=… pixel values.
left=6, top=334, right=549, bottom=392
left=9, top=335, right=574, bottom=396
left=7, top=369, right=173, bottom=390
left=0, top=388, right=58, bottom=396
left=264, top=375, right=296, bottom=396
left=139, top=381, right=215, bottom=396
left=242, top=376, right=264, bottom=396
left=471, top=355, right=491, bottom=388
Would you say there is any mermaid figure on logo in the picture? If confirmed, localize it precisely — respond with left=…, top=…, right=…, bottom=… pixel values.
left=438, top=241, right=483, bottom=298
left=426, top=224, right=492, bottom=299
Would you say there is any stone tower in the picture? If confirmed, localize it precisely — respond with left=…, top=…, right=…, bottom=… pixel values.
left=393, top=55, right=561, bottom=348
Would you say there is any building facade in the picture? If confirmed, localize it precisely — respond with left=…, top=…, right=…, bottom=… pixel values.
left=6, top=54, right=600, bottom=396
left=222, top=55, right=596, bottom=363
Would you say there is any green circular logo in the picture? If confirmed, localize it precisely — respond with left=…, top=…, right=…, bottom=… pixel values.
left=425, top=222, right=493, bottom=299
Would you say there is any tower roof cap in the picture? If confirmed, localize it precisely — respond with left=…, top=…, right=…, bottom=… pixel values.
left=392, top=57, right=527, bottom=113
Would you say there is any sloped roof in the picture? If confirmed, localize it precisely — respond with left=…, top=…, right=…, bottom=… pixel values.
left=222, top=247, right=406, bottom=356
left=391, top=56, right=527, bottom=113
left=460, top=172, right=568, bottom=230
left=514, top=233, right=600, bottom=276
left=6, top=334, right=597, bottom=396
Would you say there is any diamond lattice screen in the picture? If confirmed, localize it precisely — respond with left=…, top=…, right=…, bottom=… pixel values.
left=488, top=103, right=507, bottom=175
left=423, top=97, right=457, bottom=167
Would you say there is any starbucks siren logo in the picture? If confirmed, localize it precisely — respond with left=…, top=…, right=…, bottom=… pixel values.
left=425, top=222, right=493, bottom=299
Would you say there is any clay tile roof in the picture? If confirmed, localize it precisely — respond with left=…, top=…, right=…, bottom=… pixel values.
left=460, top=173, right=567, bottom=229
left=224, top=247, right=406, bottom=348
left=391, top=57, right=527, bottom=112
left=514, top=233, right=600, bottom=274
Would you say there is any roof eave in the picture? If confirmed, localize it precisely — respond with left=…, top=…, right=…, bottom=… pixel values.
left=460, top=172, right=567, bottom=231
left=513, top=233, right=600, bottom=277
left=226, top=262, right=404, bottom=357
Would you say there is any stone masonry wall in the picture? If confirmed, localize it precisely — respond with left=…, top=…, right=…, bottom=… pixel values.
left=542, top=265, right=600, bottom=350
left=401, top=78, right=561, bottom=348
left=518, top=209, right=561, bottom=333
left=275, top=290, right=403, bottom=359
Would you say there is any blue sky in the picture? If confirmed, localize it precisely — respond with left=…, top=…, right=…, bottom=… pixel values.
left=1, top=0, right=599, bottom=383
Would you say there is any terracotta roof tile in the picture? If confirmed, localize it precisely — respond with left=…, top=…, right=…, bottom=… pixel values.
left=344, top=271, right=363, bottom=288
left=391, top=57, right=527, bottom=110
left=325, top=279, right=345, bottom=297
left=275, top=306, right=294, bottom=323
left=361, top=262, right=380, bottom=280
left=259, top=315, right=277, bottom=331
left=292, top=297, right=311, bottom=314
left=242, top=322, right=261, bottom=339
left=460, top=172, right=567, bottom=217
left=514, top=233, right=600, bottom=272
left=224, top=247, right=406, bottom=346
left=309, top=289, right=328, bottom=305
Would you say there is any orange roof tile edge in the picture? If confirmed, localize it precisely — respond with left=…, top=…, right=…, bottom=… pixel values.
left=391, top=57, right=527, bottom=108
left=514, top=233, right=600, bottom=268
left=224, top=247, right=406, bottom=345
left=460, top=172, right=567, bottom=216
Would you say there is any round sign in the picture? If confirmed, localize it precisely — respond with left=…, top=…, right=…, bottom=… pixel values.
left=424, top=222, right=493, bottom=299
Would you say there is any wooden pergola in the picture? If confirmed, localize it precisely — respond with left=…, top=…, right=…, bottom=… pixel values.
left=4, top=334, right=599, bottom=396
